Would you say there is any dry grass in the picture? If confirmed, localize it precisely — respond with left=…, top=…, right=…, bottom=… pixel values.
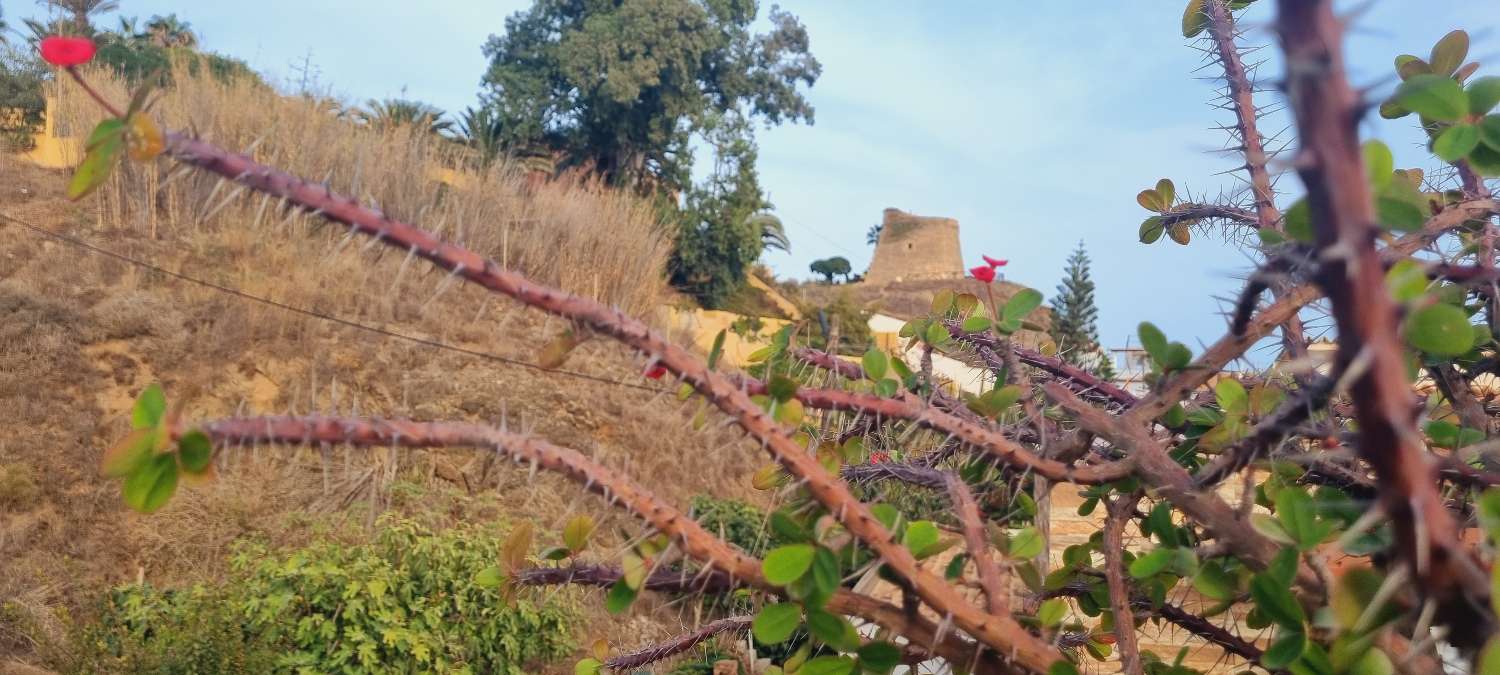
left=0, top=64, right=768, bottom=672
left=51, top=59, right=670, bottom=316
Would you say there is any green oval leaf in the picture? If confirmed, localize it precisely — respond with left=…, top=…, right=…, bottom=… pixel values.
left=474, top=566, right=505, bottom=588
left=177, top=430, right=213, bottom=474
left=1003, top=289, right=1044, bottom=322
left=1284, top=198, right=1314, bottom=242
left=961, top=316, right=992, bottom=332
left=1429, top=30, right=1469, bottom=77
left=1139, top=216, right=1165, bottom=244
left=1363, top=140, right=1394, bottom=189
left=1181, top=0, right=1208, bottom=38
left=811, top=547, right=840, bottom=595
left=132, top=383, right=167, bottom=430
left=563, top=514, right=596, bottom=553
left=1037, top=597, right=1068, bottom=627
left=904, top=520, right=941, bottom=558
left=101, top=428, right=157, bottom=478
left=1392, top=74, right=1467, bottom=122
left=1468, top=77, right=1500, bottom=116
left=122, top=453, right=179, bottom=513
left=1262, top=628, right=1307, bottom=669
left=604, top=578, right=637, bottom=614
left=1129, top=548, right=1174, bottom=579
left=1010, top=527, right=1044, bottom=559
left=1193, top=561, right=1238, bottom=601
left=1138, top=322, right=1168, bottom=365
left=856, top=641, right=902, bottom=674
left=1250, top=570, right=1306, bottom=627
left=801, top=656, right=856, bottom=675
left=1405, top=303, right=1475, bottom=356
left=764, top=544, right=817, bottom=586
left=1434, top=123, right=1481, bottom=162
left=1480, top=115, right=1500, bottom=151
left=752, top=602, right=802, bottom=644
left=69, top=118, right=127, bottom=200
left=861, top=347, right=889, bottom=381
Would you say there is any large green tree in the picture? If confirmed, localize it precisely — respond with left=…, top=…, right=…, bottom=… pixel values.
left=1049, top=241, right=1113, bottom=379
left=481, top=0, right=819, bottom=307
left=479, top=0, right=819, bottom=190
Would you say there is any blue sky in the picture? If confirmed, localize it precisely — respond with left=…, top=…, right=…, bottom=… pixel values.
left=4, top=1, right=1497, bottom=358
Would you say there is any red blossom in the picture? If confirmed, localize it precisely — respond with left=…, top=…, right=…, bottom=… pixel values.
left=644, top=365, right=668, bottom=379
left=969, top=265, right=996, bottom=283
left=982, top=255, right=1009, bottom=268
left=39, top=36, right=96, bottom=67
left=869, top=451, right=890, bottom=464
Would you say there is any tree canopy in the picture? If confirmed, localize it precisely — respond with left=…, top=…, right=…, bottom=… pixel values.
left=479, top=0, right=820, bottom=191
left=809, top=256, right=851, bottom=283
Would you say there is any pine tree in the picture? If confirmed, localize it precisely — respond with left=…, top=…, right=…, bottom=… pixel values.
left=1050, top=241, right=1114, bottom=379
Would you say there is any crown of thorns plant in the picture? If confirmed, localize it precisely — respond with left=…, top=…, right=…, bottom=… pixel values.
left=44, top=0, right=1500, bottom=673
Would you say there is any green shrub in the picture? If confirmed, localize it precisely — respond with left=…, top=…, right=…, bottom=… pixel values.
left=72, top=517, right=574, bottom=674
left=690, top=495, right=781, bottom=557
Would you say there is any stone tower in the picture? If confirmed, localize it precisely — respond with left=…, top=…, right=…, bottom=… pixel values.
left=864, top=208, right=964, bottom=285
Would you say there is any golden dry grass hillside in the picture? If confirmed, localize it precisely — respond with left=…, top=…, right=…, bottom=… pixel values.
left=0, top=65, right=779, bottom=673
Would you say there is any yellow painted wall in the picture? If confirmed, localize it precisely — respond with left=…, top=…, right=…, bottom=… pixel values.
left=664, top=307, right=793, bottom=368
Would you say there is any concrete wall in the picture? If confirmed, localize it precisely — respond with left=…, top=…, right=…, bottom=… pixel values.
left=864, top=208, right=964, bottom=285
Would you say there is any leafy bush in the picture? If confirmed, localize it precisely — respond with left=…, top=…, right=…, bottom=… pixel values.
left=0, top=43, right=47, bottom=152
left=72, top=518, right=574, bottom=674
left=690, top=495, right=781, bottom=558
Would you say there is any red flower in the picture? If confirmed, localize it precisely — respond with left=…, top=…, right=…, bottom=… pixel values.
left=869, top=451, right=890, bottom=464
left=39, top=36, right=96, bottom=67
left=969, top=265, right=996, bottom=283
left=982, top=255, right=1009, bottom=268
left=644, top=364, right=668, bottom=380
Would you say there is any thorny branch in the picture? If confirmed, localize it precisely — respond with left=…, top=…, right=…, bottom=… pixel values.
left=1276, top=0, right=1492, bottom=647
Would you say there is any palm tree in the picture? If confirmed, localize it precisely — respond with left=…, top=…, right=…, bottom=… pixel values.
left=456, top=106, right=507, bottom=163
left=144, top=13, right=196, bottom=49
left=115, top=15, right=142, bottom=39
left=359, top=98, right=453, bottom=135
left=38, top=0, right=119, bottom=31
left=748, top=213, right=790, bottom=254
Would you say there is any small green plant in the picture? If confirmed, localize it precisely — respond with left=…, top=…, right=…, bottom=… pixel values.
left=71, top=517, right=574, bottom=674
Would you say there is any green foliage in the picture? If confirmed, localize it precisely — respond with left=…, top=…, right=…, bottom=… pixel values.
left=480, top=0, right=819, bottom=190
left=809, top=256, right=852, bottom=283
left=1049, top=241, right=1115, bottom=379
left=691, top=495, right=786, bottom=557
left=0, top=42, right=47, bottom=151
left=804, top=290, right=873, bottom=356
left=93, top=30, right=260, bottom=89
left=74, top=518, right=574, bottom=674
left=483, top=1, right=818, bottom=306
left=359, top=98, right=453, bottom=135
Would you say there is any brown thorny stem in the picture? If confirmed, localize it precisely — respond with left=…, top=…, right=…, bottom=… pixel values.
left=1276, top=0, right=1493, bottom=648
left=1203, top=0, right=1312, bottom=367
